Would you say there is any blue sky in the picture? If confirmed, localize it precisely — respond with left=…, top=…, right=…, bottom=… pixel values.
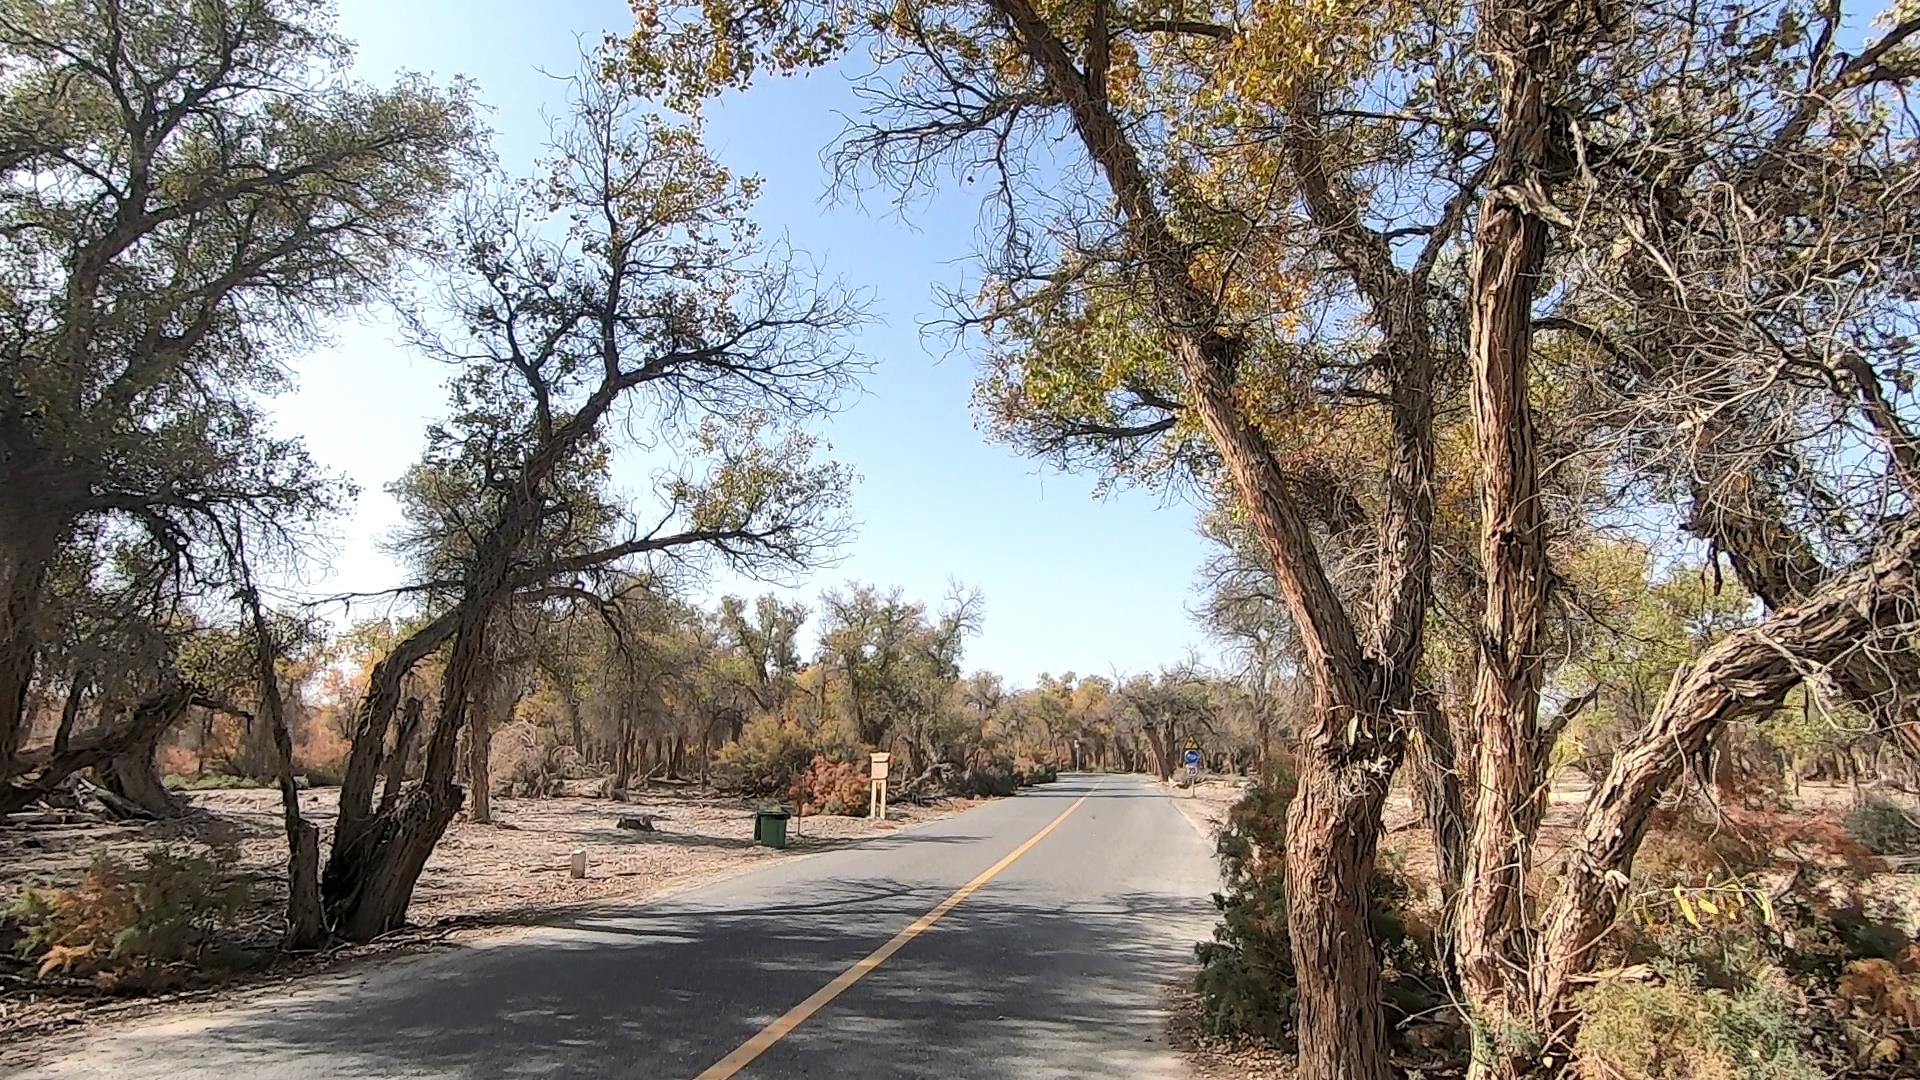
left=273, top=0, right=1219, bottom=684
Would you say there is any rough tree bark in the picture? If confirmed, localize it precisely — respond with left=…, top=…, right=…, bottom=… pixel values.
left=0, top=516, right=61, bottom=774
left=237, top=573, right=325, bottom=949
left=467, top=665, right=505, bottom=825
left=1457, top=1, right=1565, bottom=1069
left=332, top=610, right=460, bottom=865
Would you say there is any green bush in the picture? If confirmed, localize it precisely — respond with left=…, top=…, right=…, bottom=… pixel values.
left=956, top=759, right=1019, bottom=797
left=1194, top=774, right=1296, bottom=1043
left=1844, top=793, right=1920, bottom=857
left=1576, top=966, right=1820, bottom=1080
left=1192, top=772, right=1439, bottom=1047
left=7, top=842, right=257, bottom=986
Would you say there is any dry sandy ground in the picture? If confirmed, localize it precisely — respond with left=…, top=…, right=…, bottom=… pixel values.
left=0, top=784, right=975, bottom=1041
left=1164, top=775, right=1245, bottom=844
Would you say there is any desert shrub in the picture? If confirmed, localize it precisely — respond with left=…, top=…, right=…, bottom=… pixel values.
left=1193, top=772, right=1439, bottom=1047
left=1014, top=759, right=1057, bottom=786
left=1845, top=793, right=1920, bottom=857
left=1576, top=966, right=1820, bottom=1080
left=791, top=755, right=868, bottom=816
left=715, top=715, right=818, bottom=795
left=955, top=758, right=1018, bottom=797
left=7, top=842, right=257, bottom=985
left=1193, top=774, right=1297, bottom=1044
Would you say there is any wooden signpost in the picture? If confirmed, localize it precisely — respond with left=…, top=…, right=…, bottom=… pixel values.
left=869, top=752, right=890, bottom=820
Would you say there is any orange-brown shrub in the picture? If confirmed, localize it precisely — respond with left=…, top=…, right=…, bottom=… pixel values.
left=6, top=841, right=256, bottom=988
left=789, top=755, right=867, bottom=817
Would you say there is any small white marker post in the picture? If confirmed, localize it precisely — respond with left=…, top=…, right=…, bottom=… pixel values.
left=869, top=752, right=890, bottom=821
left=570, top=848, right=587, bottom=879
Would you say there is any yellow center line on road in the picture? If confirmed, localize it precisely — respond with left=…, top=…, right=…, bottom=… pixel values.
left=689, top=783, right=1099, bottom=1080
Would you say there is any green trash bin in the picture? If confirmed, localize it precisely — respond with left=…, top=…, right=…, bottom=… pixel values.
left=755, top=808, right=790, bottom=849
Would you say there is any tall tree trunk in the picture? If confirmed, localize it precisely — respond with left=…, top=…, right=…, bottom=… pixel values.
left=1454, top=3, right=1583, bottom=1072
left=1458, top=12, right=1558, bottom=1069
left=983, top=6, right=1426, bottom=1075
left=0, top=517, right=60, bottom=776
left=564, top=691, right=583, bottom=750
left=238, top=573, right=325, bottom=949
left=466, top=709, right=491, bottom=823
left=612, top=712, right=634, bottom=794
left=468, top=664, right=510, bottom=825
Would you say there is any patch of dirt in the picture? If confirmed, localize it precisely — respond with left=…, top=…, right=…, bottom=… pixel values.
left=1163, top=776, right=1246, bottom=845
left=0, top=784, right=973, bottom=1046
left=1165, top=983, right=1296, bottom=1080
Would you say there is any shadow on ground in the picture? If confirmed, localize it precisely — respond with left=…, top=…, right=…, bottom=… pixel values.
left=105, top=876, right=1206, bottom=1080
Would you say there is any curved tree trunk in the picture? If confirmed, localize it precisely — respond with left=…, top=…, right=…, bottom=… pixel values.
left=0, top=685, right=188, bottom=816
left=98, top=712, right=186, bottom=818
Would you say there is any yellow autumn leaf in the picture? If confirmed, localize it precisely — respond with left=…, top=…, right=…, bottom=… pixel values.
left=1674, top=887, right=1700, bottom=928
left=1696, top=896, right=1719, bottom=917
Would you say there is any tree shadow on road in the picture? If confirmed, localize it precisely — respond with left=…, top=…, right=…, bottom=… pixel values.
left=40, top=875, right=1212, bottom=1080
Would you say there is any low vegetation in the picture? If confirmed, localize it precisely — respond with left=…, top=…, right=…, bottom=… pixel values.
left=8, top=842, right=257, bottom=988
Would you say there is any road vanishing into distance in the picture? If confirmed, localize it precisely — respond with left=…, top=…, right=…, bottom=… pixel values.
left=10, top=774, right=1219, bottom=1080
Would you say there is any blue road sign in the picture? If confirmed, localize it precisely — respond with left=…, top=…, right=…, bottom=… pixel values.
left=1182, top=748, right=1202, bottom=767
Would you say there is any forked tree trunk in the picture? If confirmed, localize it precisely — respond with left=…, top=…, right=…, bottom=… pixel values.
left=325, top=589, right=499, bottom=937
left=322, top=779, right=463, bottom=941
left=333, top=611, right=459, bottom=864
left=378, top=697, right=424, bottom=815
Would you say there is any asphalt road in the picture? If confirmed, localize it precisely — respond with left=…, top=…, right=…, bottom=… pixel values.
left=9, top=773, right=1220, bottom=1080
